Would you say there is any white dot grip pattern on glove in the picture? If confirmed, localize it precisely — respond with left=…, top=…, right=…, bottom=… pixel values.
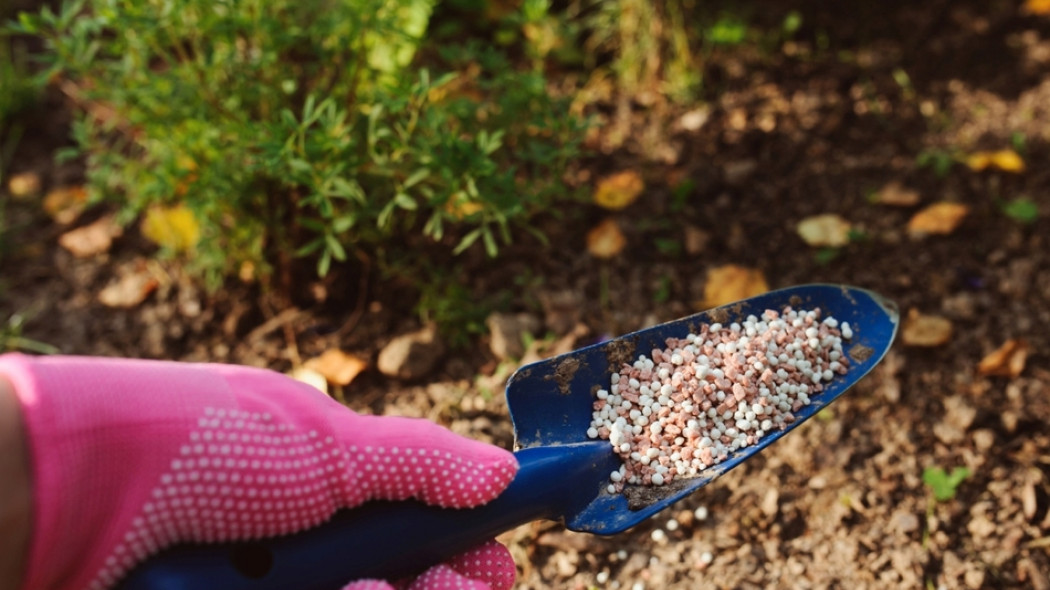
left=88, top=408, right=518, bottom=589
left=0, top=354, right=517, bottom=590
left=342, top=540, right=516, bottom=590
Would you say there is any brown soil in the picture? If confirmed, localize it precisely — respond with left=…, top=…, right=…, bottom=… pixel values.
left=4, top=1, right=1050, bottom=588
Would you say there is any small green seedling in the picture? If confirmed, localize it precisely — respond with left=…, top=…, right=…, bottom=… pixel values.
left=916, top=149, right=956, bottom=178
left=1010, top=131, right=1027, bottom=155
left=922, top=466, right=971, bottom=502
left=813, top=247, right=841, bottom=265
left=1001, top=197, right=1039, bottom=224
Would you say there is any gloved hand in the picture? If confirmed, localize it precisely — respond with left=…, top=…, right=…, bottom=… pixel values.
left=0, top=354, right=518, bottom=590
left=342, top=540, right=514, bottom=590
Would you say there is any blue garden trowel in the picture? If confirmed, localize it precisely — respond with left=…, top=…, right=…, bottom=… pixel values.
left=121, top=284, right=898, bottom=590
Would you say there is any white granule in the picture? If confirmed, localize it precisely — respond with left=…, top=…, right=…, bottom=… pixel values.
left=589, top=307, right=851, bottom=490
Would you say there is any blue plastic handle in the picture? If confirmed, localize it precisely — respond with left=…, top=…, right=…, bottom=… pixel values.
left=118, top=442, right=615, bottom=590
left=121, top=284, right=899, bottom=590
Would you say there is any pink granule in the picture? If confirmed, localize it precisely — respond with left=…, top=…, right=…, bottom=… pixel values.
left=587, top=307, right=852, bottom=491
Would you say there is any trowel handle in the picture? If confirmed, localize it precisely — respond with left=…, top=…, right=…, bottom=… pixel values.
left=118, top=443, right=609, bottom=590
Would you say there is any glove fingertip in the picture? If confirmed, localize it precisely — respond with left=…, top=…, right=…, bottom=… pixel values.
left=406, top=564, right=490, bottom=590
left=447, top=540, right=517, bottom=590
left=427, top=448, right=518, bottom=509
left=340, top=416, right=519, bottom=510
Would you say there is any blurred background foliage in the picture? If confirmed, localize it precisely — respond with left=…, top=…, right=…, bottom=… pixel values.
left=2, top=0, right=787, bottom=339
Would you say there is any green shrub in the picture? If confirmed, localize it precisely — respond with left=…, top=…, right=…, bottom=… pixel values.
left=0, top=31, right=41, bottom=179
left=15, top=0, right=584, bottom=306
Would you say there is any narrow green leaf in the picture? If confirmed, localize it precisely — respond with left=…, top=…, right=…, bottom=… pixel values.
left=317, top=249, right=332, bottom=277
left=325, top=234, right=347, bottom=261
left=332, top=215, right=355, bottom=233
left=482, top=227, right=497, bottom=257
left=377, top=201, right=397, bottom=229
left=423, top=212, right=444, bottom=240
left=299, top=218, right=326, bottom=232
left=295, top=237, right=324, bottom=257
left=395, top=192, right=417, bottom=210
left=302, top=94, right=317, bottom=123
left=453, top=228, right=482, bottom=255
left=288, top=159, right=312, bottom=174
left=403, top=168, right=429, bottom=189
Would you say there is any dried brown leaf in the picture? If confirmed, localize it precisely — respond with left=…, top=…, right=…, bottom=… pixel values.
left=907, top=202, right=969, bottom=235
left=874, top=181, right=921, bottom=207
left=305, top=349, right=368, bottom=386
left=901, top=308, right=953, bottom=347
left=58, top=215, right=123, bottom=258
left=593, top=171, right=644, bottom=210
left=43, top=186, right=89, bottom=225
left=1025, top=0, right=1050, bottom=14
left=7, top=172, right=41, bottom=199
left=97, top=269, right=159, bottom=308
left=977, top=339, right=1029, bottom=378
left=683, top=225, right=710, bottom=255
left=701, top=265, right=769, bottom=308
left=586, top=218, right=626, bottom=258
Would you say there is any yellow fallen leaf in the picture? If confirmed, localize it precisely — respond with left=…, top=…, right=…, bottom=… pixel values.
left=977, top=339, right=1028, bottom=378
left=586, top=218, right=626, bottom=259
left=901, top=309, right=952, bottom=347
left=141, top=204, right=201, bottom=252
left=305, top=349, right=368, bottom=386
left=445, top=190, right=484, bottom=219
left=989, top=149, right=1025, bottom=172
left=701, top=264, right=769, bottom=308
left=873, top=181, right=921, bottom=207
left=7, top=172, right=41, bottom=199
left=797, top=214, right=852, bottom=247
left=965, top=149, right=1025, bottom=173
left=43, top=186, right=89, bottom=224
left=1024, top=0, right=1050, bottom=15
left=58, top=215, right=123, bottom=258
left=907, top=202, right=969, bottom=235
left=593, top=171, right=644, bottom=210
left=964, top=153, right=989, bottom=171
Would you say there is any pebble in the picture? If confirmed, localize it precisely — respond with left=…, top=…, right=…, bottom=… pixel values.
left=376, top=325, right=446, bottom=379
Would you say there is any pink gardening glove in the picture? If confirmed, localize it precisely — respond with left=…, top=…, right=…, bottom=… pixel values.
left=343, top=541, right=515, bottom=590
left=0, top=354, right=519, bottom=590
